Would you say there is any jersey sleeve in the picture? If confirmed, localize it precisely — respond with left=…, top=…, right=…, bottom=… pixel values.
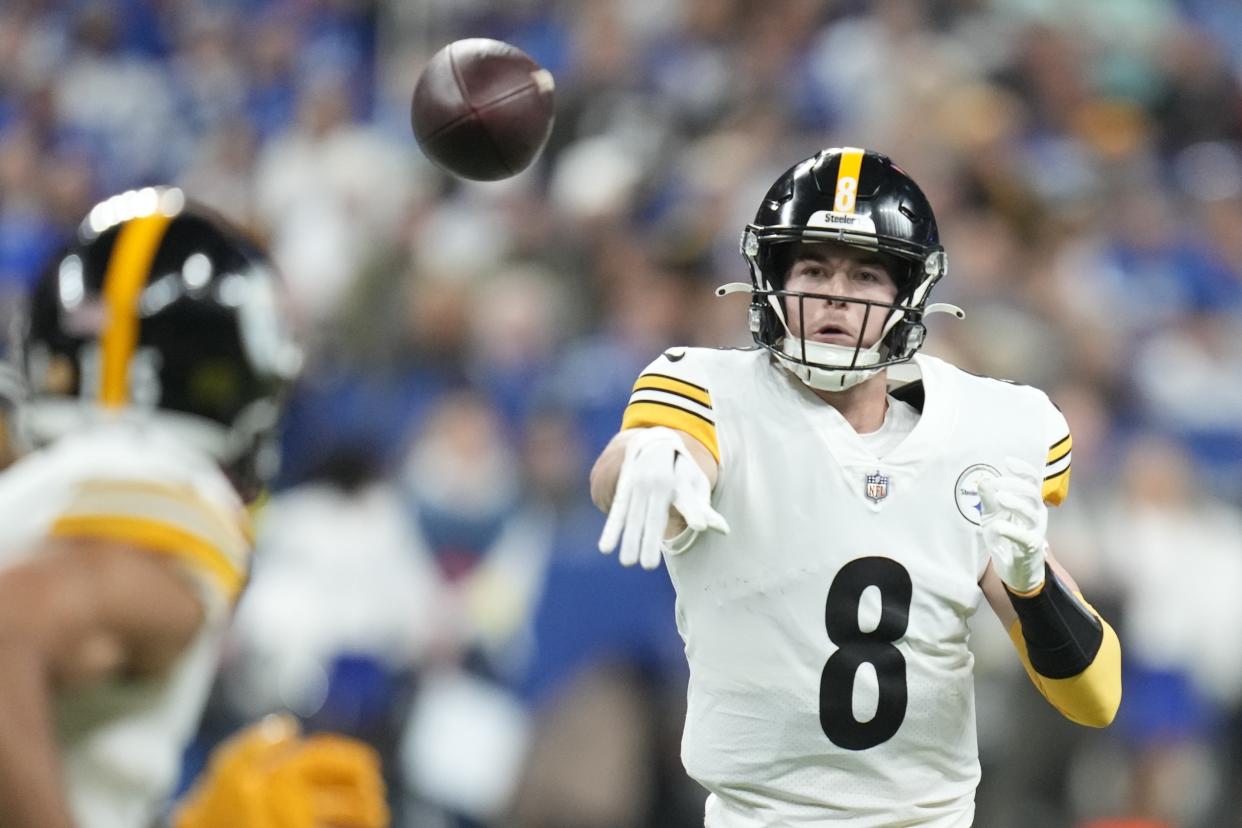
left=1041, top=400, right=1072, bottom=506
left=47, top=475, right=253, bottom=613
left=620, top=349, right=720, bottom=463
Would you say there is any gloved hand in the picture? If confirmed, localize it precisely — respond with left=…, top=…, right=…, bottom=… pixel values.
left=174, top=714, right=390, bottom=828
left=598, top=426, right=728, bottom=570
left=978, top=456, right=1048, bottom=595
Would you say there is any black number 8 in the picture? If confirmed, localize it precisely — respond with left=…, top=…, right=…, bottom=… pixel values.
left=819, top=556, right=912, bottom=750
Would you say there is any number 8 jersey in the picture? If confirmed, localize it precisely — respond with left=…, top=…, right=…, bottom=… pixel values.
left=621, top=347, right=1072, bottom=828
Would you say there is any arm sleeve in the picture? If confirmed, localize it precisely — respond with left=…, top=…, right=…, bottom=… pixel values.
left=1007, top=599, right=1122, bottom=728
left=47, top=477, right=253, bottom=618
left=1012, top=399, right=1118, bottom=726
left=1041, top=398, right=1072, bottom=506
left=620, top=349, right=720, bottom=464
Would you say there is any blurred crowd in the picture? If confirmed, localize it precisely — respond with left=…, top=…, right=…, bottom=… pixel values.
left=4, top=0, right=1242, bottom=826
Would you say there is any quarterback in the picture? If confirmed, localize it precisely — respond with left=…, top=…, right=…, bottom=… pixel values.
left=591, top=149, right=1121, bottom=827
left=0, top=188, right=384, bottom=828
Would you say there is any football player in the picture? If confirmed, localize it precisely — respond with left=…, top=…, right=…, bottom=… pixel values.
left=0, top=188, right=382, bottom=828
left=591, top=149, right=1121, bottom=827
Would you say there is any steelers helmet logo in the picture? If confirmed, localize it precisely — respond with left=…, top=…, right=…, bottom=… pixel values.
left=955, top=463, right=1000, bottom=525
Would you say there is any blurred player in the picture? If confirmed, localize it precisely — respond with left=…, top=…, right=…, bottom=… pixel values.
left=591, top=148, right=1121, bottom=826
left=174, top=713, right=388, bottom=828
left=0, top=187, right=381, bottom=828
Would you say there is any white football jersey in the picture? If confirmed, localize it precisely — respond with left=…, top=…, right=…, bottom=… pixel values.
left=0, top=424, right=252, bottom=828
left=621, top=348, right=1071, bottom=827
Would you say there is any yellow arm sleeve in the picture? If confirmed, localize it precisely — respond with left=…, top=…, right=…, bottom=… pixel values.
left=1007, top=599, right=1122, bottom=728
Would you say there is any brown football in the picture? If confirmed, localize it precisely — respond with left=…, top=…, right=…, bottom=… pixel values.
left=411, top=38, right=556, bottom=181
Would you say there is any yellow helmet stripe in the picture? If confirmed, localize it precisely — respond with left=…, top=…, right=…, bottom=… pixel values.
left=833, top=147, right=865, bottom=214
left=99, top=214, right=173, bottom=407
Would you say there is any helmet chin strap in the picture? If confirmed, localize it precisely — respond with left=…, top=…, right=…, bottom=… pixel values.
left=781, top=344, right=881, bottom=390
left=778, top=323, right=885, bottom=391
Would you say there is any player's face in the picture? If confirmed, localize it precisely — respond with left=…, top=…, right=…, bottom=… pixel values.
left=782, top=243, right=899, bottom=349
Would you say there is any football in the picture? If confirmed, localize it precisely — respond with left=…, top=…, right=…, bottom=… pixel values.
left=411, top=38, right=556, bottom=181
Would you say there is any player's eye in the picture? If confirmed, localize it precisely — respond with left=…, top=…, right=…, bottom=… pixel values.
left=855, top=269, right=883, bottom=283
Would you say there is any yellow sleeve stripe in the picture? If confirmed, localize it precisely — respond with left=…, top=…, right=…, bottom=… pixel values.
left=632, top=373, right=711, bottom=407
left=76, top=478, right=252, bottom=538
left=1042, top=466, right=1071, bottom=505
left=1007, top=610, right=1121, bottom=728
left=622, top=401, right=720, bottom=463
left=50, top=515, right=245, bottom=600
left=62, top=479, right=250, bottom=572
left=1043, top=430, right=1073, bottom=505
left=1047, top=433, right=1071, bottom=461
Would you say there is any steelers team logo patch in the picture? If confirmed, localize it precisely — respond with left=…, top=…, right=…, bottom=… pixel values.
left=955, top=463, right=1001, bottom=525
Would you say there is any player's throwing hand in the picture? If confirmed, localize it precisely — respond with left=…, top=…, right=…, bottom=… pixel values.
left=598, top=427, right=729, bottom=570
left=978, top=457, right=1048, bottom=594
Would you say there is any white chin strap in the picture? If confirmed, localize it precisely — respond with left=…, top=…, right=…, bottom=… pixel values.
left=780, top=338, right=883, bottom=391
left=715, top=281, right=964, bottom=393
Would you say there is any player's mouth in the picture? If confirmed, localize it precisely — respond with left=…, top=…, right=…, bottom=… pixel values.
left=808, top=323, right=857, bottom=345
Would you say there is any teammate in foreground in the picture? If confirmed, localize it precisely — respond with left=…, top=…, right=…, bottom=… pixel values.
left=0, top=187, right=383, bottom=828
left=591, top=149, right=1121, bottom=826
left=174, top=714, right=388, bottom=828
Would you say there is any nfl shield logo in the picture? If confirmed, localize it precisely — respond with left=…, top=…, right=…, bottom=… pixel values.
left=865, top=471, right=890, bottom=503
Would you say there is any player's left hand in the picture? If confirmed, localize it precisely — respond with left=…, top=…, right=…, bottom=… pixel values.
left=978, top=456, right=1047, bottom=595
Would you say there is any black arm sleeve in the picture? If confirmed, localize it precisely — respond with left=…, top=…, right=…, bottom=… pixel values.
left=1006, top=564, right=1103, bottom=679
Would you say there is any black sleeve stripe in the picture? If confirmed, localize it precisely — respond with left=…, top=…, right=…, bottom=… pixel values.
left=1048, top=433, right=1071, bottom=453
left=639, top=372, right=710, bottom=394
left=631, top=386, right=713, bottom=410
left=1044, top=466, right=1071, bottom=483
left=1047, top=445, right=1072, bottom=466
left=625, top=398, right=715, bottom=426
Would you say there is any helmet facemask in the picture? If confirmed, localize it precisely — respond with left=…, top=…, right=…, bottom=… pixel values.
left=742, top=228, right=949, bottom=391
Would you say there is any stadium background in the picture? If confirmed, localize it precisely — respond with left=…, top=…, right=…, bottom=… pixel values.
left=3, top=0, right=1242, bottom=826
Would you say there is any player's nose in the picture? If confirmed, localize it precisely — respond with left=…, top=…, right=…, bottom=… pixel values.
left=819, top=277, right=851, bottom=306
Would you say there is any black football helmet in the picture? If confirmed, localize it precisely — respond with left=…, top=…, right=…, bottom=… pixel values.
left=16, top=187, right=302, bottom=500
left=731, top=147, right=957, bottom=391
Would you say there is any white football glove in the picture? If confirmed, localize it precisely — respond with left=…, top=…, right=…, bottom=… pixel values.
left=598, top=426, right=729, bottom=570
left=978, top=456, right=1048, bottom=594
